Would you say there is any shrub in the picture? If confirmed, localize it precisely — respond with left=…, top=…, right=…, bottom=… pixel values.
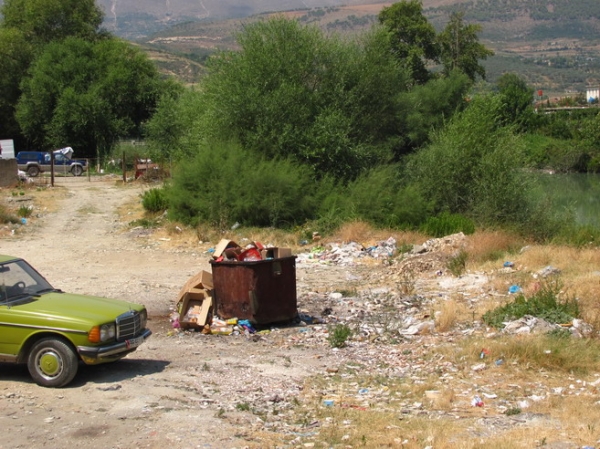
left=446, top=250, right=468, bottom=276
left=0, top=204, right=19, bottom=224
left=482, top=278, right=579, bottom=328
left=407, top=95, right=532, bottom=227
left=167, top=141, right=318, bottom=228
left=141, top=188, right=168, bottom=213
left=345, top=165, right=432, bottom=229
left=420, top=212, right=475, bottom=237
left=327, top=324, right=352, bottom=348
left=17, top=205, right=33, bottom=218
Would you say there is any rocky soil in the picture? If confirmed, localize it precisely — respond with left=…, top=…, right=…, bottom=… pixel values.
left=0, top=177, right=597, bottom=449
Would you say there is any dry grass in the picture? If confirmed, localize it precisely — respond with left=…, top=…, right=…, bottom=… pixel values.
left=464, top=229, right=527, bottom=265
left=332, top=220, right=429, bottom=247
left=288, top=332, right=600, bottom=448
left=434, top=295, right=471, bottom=332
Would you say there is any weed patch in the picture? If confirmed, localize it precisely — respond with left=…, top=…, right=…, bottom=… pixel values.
left=482, top=278, right=579, bottom=328
left=446, top=250, right=468, bottom=276
left=328, top=324, right=352, bottom=348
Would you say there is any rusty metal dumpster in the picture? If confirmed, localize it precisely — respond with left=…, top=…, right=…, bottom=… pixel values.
left=209, top=256, right=297, bottom=325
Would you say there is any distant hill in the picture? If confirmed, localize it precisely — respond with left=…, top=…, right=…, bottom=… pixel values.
left=3, top=0, right=598, bottom=93
left=109, top=0, right=599, bottom=94
left=95, top=0, right=392, bottom=40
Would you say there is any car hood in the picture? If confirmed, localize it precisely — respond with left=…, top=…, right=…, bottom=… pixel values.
left=0, top=291, right=143, bottom=328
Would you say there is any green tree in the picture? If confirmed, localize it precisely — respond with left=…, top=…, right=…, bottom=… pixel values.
left=16, top=37, right=166, bottom=160
left=438, top=11, right=494, bottom=82
left=0, top=0, right=106, bottom=145
left=196, top=18, right=409, bottom=181
left=496, top=72, right=536, bottom=132
left=402, top=70, right=472, bottom=151
left=1, top=0, right=103, bottom=45
left=407, top=94, right=531, bottom=226
left=0, top=28, right=35, bottom=140
left=378, top=0, right=439, bottom=85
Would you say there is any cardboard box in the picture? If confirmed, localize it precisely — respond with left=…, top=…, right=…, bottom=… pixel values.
left=214, top=239, right=240, bottom=259
left=261, top=247, right=292, bottom=259
left=176, top=270, right=213, bottom=304
left=274, top=247, right=292, bottom=258
left=179, top=291, right=213, bottom=329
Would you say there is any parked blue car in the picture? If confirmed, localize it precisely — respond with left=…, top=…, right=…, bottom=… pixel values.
left=16, top=147, right=87, bottom=177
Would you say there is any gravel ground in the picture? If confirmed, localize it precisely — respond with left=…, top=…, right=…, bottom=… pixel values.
left=0, top=177, right=595, bottom=449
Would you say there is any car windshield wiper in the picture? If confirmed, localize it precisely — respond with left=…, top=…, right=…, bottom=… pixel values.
left=5, top=293, right=34, bottom=303
left=33, top=288, right=60, bottom=295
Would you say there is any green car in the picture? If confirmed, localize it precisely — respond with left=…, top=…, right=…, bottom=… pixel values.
left=0, top=254, right=151, bottom=388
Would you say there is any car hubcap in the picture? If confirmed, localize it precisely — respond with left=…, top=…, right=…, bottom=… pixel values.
left=38, top=350, right=62, bottom=378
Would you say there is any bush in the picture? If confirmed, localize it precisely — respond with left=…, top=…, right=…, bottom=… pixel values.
left=141, top=188, right=168, bottom=213
left=0, top=204, right=19, bottom=224
left=555, top=224, right=600, bottom=247
left=446, top=250, right=468, bottom=276
left=482, top=278, right=579, bottom=328
left=344, top=165, right=432, bottom=229
left=407, top=95, right=532, bottom=227
left=17, top=205, right=33, bottom=218
left=327, top=324, right=352, bottom=348
left=420, top=212, right=475, bottom=237
left=167, top=141, right=318, bottom=228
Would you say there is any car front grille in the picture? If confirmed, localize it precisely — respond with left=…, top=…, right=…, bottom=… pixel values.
left=116, top=310, right=144, bottom=341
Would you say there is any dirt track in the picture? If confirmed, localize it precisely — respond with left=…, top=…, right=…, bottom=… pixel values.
left=2, top=178, right=595, bottom=449
left=0, top=178, right=334, bottom=449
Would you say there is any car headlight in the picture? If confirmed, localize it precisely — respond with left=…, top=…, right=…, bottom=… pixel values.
left=88, top=323, right=116, bottom=343
left=100, top=323, right=116, bottom=341
left=139, top=309, right=147, bottom=330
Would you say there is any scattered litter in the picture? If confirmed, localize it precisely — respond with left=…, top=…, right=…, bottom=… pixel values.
left=472, top=363, right=486, bottom=372
left=471, top=396, right=484, bottom=407
left=536, top=265, right=561, bottom=278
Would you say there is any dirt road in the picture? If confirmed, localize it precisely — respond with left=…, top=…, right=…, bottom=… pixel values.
left=0, top=178, right=331, bottom=449
left=3, top=178, right=592, bottom=449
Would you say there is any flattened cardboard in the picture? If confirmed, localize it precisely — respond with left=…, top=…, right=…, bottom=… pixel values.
left=214, top=239, right=239, bottom=259
left=275, top=247, right=292, bottom=258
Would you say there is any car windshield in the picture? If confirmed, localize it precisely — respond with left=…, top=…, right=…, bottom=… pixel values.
left=0, top=259, right=55, bottom=304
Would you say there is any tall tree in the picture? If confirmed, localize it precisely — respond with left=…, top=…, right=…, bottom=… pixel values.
left=197, top=18, right=410, bottom=180
left=0, top=0, right=105, bottom=144
left=438, top=11, right=494, bottom=82
left=378, top=0, right=439, bottom=85
left=1, top=0, right=103, bottom=45
left=16, top=37, right=167, bottom=160
left=0, top=28, right=35, bottom=140
left=496, top=72, right=536, bottom=132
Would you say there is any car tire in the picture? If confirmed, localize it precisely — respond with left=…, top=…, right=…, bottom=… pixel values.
left=71, top=165, right=83, bottom=177
left=27, top=166, right=40, bottom=177
left=27, top=338, right=79, bottom=388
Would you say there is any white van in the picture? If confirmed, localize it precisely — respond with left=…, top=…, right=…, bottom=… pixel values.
left=0, top=139, right=15, bottom=159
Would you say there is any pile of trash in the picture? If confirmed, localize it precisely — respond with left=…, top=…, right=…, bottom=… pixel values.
left=170, top=270, right=265, bottom=336
left=172, top=238, right=298, bottom=334
left=296, top=237, right=398, bottom=266
left=500, top=315, right=593, bottom=338
left=210, top=238, right=292, bottom=263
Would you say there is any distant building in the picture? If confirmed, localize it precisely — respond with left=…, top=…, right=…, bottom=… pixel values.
left=587, top=86, right=599, bottom=103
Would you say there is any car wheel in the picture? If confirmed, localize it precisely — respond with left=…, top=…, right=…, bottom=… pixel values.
left=27, top=166, right=40, bottom=177
left=27, top=338, right=79, bottom=388
left=71, top=165, right=83, bottom=176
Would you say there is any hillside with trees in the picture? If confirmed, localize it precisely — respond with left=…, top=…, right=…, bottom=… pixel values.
left=133, top=0, right=600, bottom=94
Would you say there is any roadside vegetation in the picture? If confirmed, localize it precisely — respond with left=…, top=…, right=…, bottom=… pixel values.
left=2, top=2, right=600, bottom=446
